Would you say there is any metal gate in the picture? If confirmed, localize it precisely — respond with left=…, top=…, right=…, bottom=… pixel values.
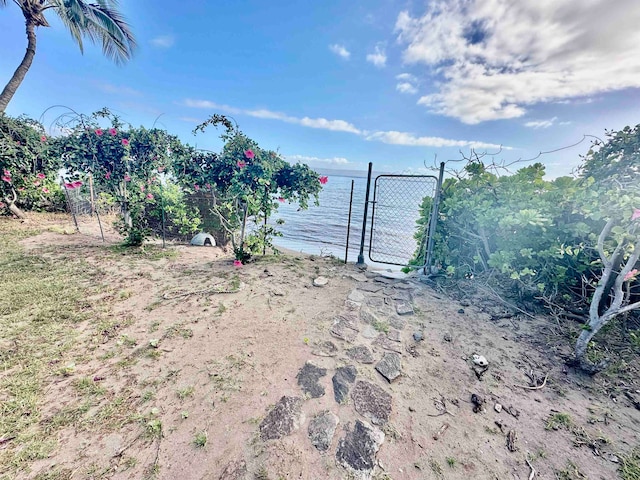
left=368, top=174, right=439, bottom=267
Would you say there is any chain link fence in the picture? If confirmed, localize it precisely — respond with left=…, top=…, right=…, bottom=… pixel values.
left=368, top=175, right=438, bottom=266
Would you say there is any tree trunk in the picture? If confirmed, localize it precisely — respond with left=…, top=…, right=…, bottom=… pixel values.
left=3, top=195, right=27, bottom=220
left=0, top=20, right=37, bottom=113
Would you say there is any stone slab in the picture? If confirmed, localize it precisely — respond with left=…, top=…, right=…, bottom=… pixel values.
left=346, top=345, right=375, bottom=364
left=312, top=340, right=338, bottom=357
left=351, top=380, right=392, bottom=426
left=395, top=301, right=414, bottom=316
left=296, top=362, right=327, bottom=398
left=331, top=319, right=358, bottom=343
left=389, top=316, right=407, bottom=330
left=332, top=365, right=357, bottom=404
left=361, top=325, right=379, bottom=340
left=348, top=290, right=366, bottom=303
left=373, top=334, right=403, bottom=354
left=308, top=411, right=339, bottom=452
left=259, top=396, right=304, bottom=441
left=375, top=352, right=402, bottom=383
left=336, top=420, right=385, bottom=476
left=387, top=329, right=402, bottom=342
left=357, top=282, right=384, bottom=293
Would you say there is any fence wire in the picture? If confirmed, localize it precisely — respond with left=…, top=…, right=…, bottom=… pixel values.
left=369, top=175, right=438, bottom=266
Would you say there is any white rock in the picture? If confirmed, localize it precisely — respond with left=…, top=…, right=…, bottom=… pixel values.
left=494, top=403, right=503, bottom=413
left=313, top=276, right=329, bottom=287
left=472, top=354, right=488, bottom=367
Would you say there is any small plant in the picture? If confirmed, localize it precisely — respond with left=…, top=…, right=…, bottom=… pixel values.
left=193, top=431, right=208, bottom=448
left=429, top=458, right=443, bottom=476
left=619, top=447, right=640, bottom=480
left=144, top=419, right=162, bottom=439
left=181, top=411, right=189, bottom=419
left=372, top=319, right=389, bottom=334
left=446, top=457, right=456, bottom=468
left=545, top=412, right=573, bottom=430
left=142, top=391, right=155, bottom=402
left=177, top=386, right=194, bottom=400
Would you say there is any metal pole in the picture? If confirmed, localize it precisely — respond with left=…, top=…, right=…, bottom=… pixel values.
left=61, top=176, right=79, bottom=233
left=356, top=162, right=373, bottom=266
left=344, top=179, right=355, bottom=263
left=424, top=162, right=445, bottom=274
left=88, top=173, right=96, bottom=216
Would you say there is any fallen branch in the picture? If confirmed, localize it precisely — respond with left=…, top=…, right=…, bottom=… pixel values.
left=525, top=457, right=536, bottom=480
left=514, top=373, right=549, bottom=390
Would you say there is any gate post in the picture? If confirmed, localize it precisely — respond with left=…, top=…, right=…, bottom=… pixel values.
left=424, top=162, right=445, bottom=274
left=357, top=162, right=373, bottom=266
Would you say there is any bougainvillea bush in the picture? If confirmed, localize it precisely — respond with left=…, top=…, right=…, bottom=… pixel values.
left=0, top=114, right=64, bottom=216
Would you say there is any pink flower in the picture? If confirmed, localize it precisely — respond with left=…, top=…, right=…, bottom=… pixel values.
left=3, top=169, right=10, bottom=176
left=632, top=208, right=640, bottom=222
left=244, top=150, right=255, bottom=159
left=158, top=166, right=165, bottom=172
left=72, top=181, right=83, bottom=188
left=140, top=185, right=145, bottom=192
left=15, top=141, right=20, bottom=146
left=64, top=183, right=74, bottom=189
left=40, top=135, right=47, bottom=142
left=18, top=187, right=25, bottom=191
left=1, top=176, right=11, bottom=183
left=105, top=171, right=111, bottom=180
left=194, top=184, right=200, bottom=191
left=124, top=174, right=131, bottom=182
left=0, top=202, right=5, bottom=208
left=205, top=183, right=212, bottom=190
left=624, top=269, right=639, bottom=282
left=122, top=138, right=129, bottom=146
left=319, top=176, right=328, bottom=185
left=36, top=173, right=46, bottom=179
left=278, top=197, right=285, bottom=203
left=146, top=193, right=154, bottom=200
left=95, top=129, right=103, bottom=136
left=233, top=259, right=243, bottom=267
left=42, top=187, right=49, bottom=194
left=237, top=160, right=247, bottom=168
left=33, top=181, right=41, bottom=187
left=109, top=128, right=117, bottom=136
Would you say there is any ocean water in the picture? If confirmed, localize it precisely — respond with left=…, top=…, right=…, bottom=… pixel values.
left=271, top=174, right=432, bottom=268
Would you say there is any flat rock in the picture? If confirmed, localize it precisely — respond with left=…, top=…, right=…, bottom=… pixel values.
left=312, top=340, right=338, bottom=357
left=374, top=271, right=408, bottom=280
left=332, top=365, right=357, bottom=404
left=366, top=296, right=385, bottom=308
left=395, top=301, right=414, bottom=316
left=387, top=329, right=401, bottom=342
left=348, top=290, right=366, bottom=303
left=361, top=324, right=379, bottom=340
left=296, top=362, right=327, bottom=398
left=347, top=273, right=368, bottom=283
left=373, top=334, right=403, bottom=354
left=331, top=319, right=359, bottom=343
left=344, top=300, right=362, bottom=311
left=313, top=276, right=329, bottom=287
left=375, top=352, right=402, bottom=383
left=346, top=345, right=375, bottom=364
left=259, top=396, right=305, bottom=441
left=351, top=380, right=392, bottom=425
left=389, top=316, right=407, bottom=330
left=336, top=420, right=385, bottom=477
left=357, top=282, right=384, bottom=293
left=413, top=331, right=424, bottom=342
left=308, top=411, right=339, bottom=452
left=336, top=311, right=359, bottom=329
left=360, top=308, right=380, bottom=325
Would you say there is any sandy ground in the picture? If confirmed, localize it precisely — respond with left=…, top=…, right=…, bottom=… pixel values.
left=4, top=215, right=640, bottom=480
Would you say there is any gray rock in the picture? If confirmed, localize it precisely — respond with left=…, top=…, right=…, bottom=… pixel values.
left=313, top=276, right=329, bottom=287
left=373, top=334, right=403, bottom=354
left=395, top=301, right=414, bottom=316
left=357, top=282, right=384, bottom=293
left=346, top=345, right=375, bottom=364
left=336, top=311, right=359, bottom=329
left=389, top=316, right=407, bottom=330
left=344, top=300, right=362, bottom=311
left=375, top=271, right=408, bottom=280
left=331, top=319, right=358, bottom=343
left=332, top=365, right=357, bottom=403
left=472, top=354, right=488, bottom=367
left=348, top=290, right=366, bottom=303
left=375, top=352, right=402, bottom=383
left=259, top=396, right=305, bottom=440
left=361, top=324, right=379, bottom=340
left=360, top=308, right=380, bottom=325
left=336, top=420, right=385, bottom=477
left=413, top=331, right=424, bottom=342
left=347, top=273, right=368, bottom=283
left=443, top=333, right=452, bottom=342
left=366, top=296, right=386, bottom=308
left=308, top=410, right=339, bottom=452
left=387, top=329, right=401, bottom=342
left=297, top=362, right=327, bottom=398
left=351, top=380, right=392, bottom=426
left=312, top=340, right=338, bottom=357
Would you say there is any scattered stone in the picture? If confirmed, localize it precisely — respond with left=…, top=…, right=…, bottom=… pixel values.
left=336, top=311, right=359, bottom=328
left=351, top=381, right=392, bottom=425
left=361, top=325, right=379, bottom=340
left=312, top=340, right=339, bottom=357
left=373, top=334, right=403, bottom=354
left=443, top=333, right=452, bottom=342
left=336, top=420, right=385, bottom=476
left=413, top=331, right=424, bottom=342
left=471, top=393, right=485, bottom=413
left=391, top=290, right=412, bottom=302
left=460, top=299, right=471, bottom=307
left=308, top=411, right=339, bottom=452
left=347, top=273, right=368, bottom=283
left=148, top=339, right=159, bottom=348
left=389, top=316, right=407, bottom=330
left=375, top=352, right=402, bottom=383
left=505, top=405, right=520, bottom=419
left=360, top=308, right=380, bottom=325
left=344, top=300, right=362, bottom=311
left=219, top=459, right=247, bottom=480
left=271, top=288, right=285, bottom=296
left=376, top=271, right=408, bottom=280
left=366, top=296, right=385, bottom=308
left=346, top=345, right=375, bottom=364
left=395, top=301, right=414, bottom=316
left=494, top=403, right=503, bottom=413
left=332, top=365, right=357, bottom=403
left=313, top=276, right=329, bottom=287
left=387, top=329, right=402, bottom=342
left=259, top=396, right=304, bottom=441
left=506, top=430, right=518, bottom=452
left=472, top=354, right=488, bottom=367
left=458, top=308, right=465, bottom=314
left=331, top=319, right=359, bottom=343
left=296, top=362, right=327, bottom=398
left=348, top=290, right=366, bottom=303
left=357, top=282, right=384, bottom=293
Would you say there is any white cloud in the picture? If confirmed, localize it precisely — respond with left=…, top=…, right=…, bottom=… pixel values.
left=524, top=117, right=557, bottom=129
left=395, top=1, right=640, bottom=123
left=396, top=82, right=418, bottom=95
left=96, top=82, right=141, bottom=96
left=366, top=45, right=387, bottom=67
left=329, top=44, right=351, bottom=59
left=183, top=99, right=361, bottom=134
left=395, top=73, right=419, bottom=95
left=151, top=35, right=175, bottom=48
left=285, top=155, right=350, bottom=165
left=366, top=130, right=503, bottom=150
left=183, top=99, right=506, bottom=149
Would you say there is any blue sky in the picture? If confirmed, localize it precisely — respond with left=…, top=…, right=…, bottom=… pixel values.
left=2, top=0, right=640, bottom=177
